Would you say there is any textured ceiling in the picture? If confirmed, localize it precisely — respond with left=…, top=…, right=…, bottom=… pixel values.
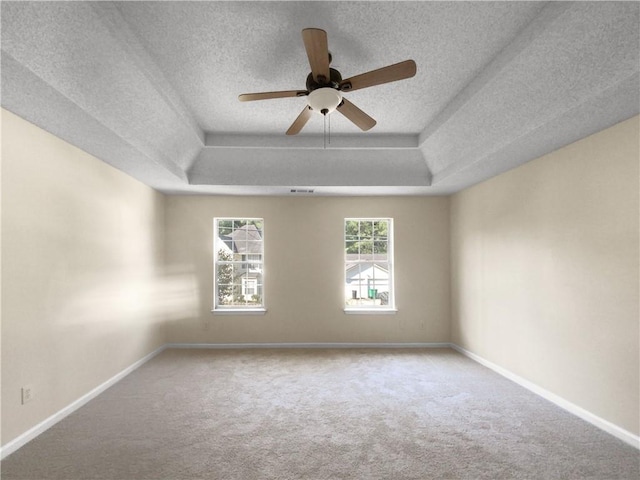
left=1, top=1, right=638, bottom=196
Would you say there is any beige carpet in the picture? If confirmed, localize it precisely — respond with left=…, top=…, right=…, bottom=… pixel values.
left=1, top=348, right=638, bottom=479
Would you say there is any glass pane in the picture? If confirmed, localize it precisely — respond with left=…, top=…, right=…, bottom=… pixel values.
left=359, top=240, right=373, bottom=255
left=245, top=241, right=263, bottom=255
left=216, top=255, right=233, bottom=306
left=249, top=281, right=262, bottom=305
left=373, top=220, right=388, bottom=241
left=373, top=241, right=388, bottom=260
left=250, top=253, right=263, bottom=260
left=359, top=221, right=373, bottom=239
left=217, top=261, right=234, bottom=304
left=345, top=220, right=359, bottom=240
left=246, top=254, right=262, bottom=270
left=247, top=228, right=262, bottom=242
left=345, top=263, right=365, bottom=306
left=231, top=281, right=243, bottom=305
left=215, top=244, right=234, bottom=261
left=218, top=220, right=233, bottom=236
left=345, top=241, right=357, bottom=254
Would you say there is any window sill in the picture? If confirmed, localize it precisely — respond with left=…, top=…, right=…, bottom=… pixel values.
left=343, top=308, right=397, bottom=315
left=212, top=308, right=267, bottom=316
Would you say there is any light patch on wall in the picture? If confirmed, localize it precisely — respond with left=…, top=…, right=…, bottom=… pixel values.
left=158, top=268, right=201, bottom=321
left=51, top=269, right=199, bottom=327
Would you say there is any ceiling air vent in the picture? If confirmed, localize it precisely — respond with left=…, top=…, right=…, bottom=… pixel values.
left=290, top=188, right=315, bottom=194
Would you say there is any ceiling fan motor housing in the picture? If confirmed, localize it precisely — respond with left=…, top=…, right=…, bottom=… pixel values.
left=306, top=68, right=343, bottom=91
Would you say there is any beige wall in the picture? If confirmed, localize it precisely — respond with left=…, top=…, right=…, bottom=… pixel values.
left=164, top=196, right=450, bottom=344
left=3, top=105, right=637, bottom=447
left=1, top=109, right=166, bottom=445
left=450, top=116, right=640, bottom=435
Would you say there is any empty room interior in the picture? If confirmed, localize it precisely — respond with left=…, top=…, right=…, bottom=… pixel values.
left=1, top=1, right=639, bottom=479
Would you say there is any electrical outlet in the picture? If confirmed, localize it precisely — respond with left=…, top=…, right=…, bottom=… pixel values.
left=21, top=385, right=34, bottom=405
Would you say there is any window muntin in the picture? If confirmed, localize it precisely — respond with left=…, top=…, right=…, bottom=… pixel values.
left=344, top=218, right=394, bottom=310
left=214, top=218, right=264, bottom=310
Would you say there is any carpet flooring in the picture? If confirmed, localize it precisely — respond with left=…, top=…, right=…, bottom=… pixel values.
left=1, top=348, right=638, bottom=479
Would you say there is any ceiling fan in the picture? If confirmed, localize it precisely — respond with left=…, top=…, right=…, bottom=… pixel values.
left=238, top=28, right=417, bottom=135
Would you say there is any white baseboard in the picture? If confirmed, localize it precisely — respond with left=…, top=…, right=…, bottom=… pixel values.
left=0, top=345, right=166, bottom=460
left=450, top=343, right=640, bottom=450
left=165, top=342, right=451, bottom=349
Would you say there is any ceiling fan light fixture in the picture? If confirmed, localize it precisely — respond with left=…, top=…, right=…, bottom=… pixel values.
left=307, top=87, right=342, bottom=115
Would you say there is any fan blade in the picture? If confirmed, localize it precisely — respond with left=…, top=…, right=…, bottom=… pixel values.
left=302, top=28, right=330, bottom=84
left=339, top=60, right=416, bottom=92
left=239, top=90, right=307, bottom=102
left=336, top=98, right=376, bottom=131
left=286, top=106, right=313, bottom=135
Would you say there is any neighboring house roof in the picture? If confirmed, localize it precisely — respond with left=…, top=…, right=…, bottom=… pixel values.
left=216, top=238, right=233, bottom=254
left=345, top=262, right=389, bottom=280
left=345, top=254, right=389, bottom=274
left=345, top=254, right=388, bottom=262
left=224, top=225, right=262, bottom=254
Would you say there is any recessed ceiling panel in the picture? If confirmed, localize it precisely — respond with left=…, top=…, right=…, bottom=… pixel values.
left=115, top=1, right=546, bottom=135
left=2, top=1, right=638, bottom=196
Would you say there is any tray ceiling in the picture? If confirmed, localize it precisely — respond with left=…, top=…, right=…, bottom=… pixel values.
left=2, top=1, right=638, bottom=195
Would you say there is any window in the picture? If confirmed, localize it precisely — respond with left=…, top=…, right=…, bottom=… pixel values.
left=344, top=218, right=395, bottom=312
left=214, top=218, right=264, bottom=312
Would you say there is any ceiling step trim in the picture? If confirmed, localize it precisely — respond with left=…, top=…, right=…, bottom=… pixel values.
left=205, top=133, right=419, bottom=149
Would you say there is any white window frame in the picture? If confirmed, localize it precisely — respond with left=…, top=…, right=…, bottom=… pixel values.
left=344, top=218, right=396, bottom=314
left=213, top=218, right=266, bottom=315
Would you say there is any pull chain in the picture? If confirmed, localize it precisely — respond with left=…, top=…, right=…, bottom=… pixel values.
left=328, top=113, right=331, bottom=146
left=321, top=108, right=329, bottom=149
